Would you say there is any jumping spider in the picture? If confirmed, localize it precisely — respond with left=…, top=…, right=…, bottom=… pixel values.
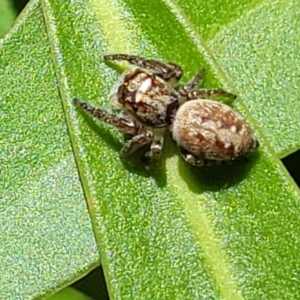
left=73, top=54, right=259, bottom=167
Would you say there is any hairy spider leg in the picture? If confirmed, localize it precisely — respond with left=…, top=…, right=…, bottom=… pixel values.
left=73, top=98, right=140, bottom=135
left=181, top=152, right=205, bottom=167
left=120, top=131, right=154, bottom=156
left=179, top=69, right=206, bottom=96
left=187, top=89, right=237, bottom=101
left=145, top=128, right=165, bottom=159
left=104, top=54, right=183, bottom=85
left=178, top=69, right=206, bottom=103
left=177, top=69, right=236, bottom=104
left=179, top=147, right=231, bottom=167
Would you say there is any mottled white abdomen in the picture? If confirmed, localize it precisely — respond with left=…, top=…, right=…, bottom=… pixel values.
left=171, top=99, right=258, bottom=161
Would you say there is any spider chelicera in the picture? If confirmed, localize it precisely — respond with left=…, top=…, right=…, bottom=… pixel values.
left=73, top=54, right=259, bottom=167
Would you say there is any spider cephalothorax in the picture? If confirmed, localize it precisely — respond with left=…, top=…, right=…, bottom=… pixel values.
left=73, top=54, right=259, bottom=166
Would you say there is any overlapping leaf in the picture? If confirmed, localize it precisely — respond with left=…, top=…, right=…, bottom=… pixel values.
left=0, top=1, right=98, bottom=299
left=1, top=0, right=299, bottom=299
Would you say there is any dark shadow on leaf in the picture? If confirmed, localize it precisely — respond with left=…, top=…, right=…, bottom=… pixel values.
left=72, top=265, right=109, bottom=300
left=76, top=105, right=260, bottom=190
left=76, top=106, right=170, bottom=187
left=12, top=0, right=29, bottom=14
left=119, top=133, right=177, bottom=188
left=76, top=107, right=122, bottom=151
left=178, top=149, right=261, bottom=193
left=282, top=149, right=300, bottom=187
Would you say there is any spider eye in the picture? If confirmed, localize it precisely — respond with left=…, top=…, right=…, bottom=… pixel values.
left=129, top=83, right=137, bottom=90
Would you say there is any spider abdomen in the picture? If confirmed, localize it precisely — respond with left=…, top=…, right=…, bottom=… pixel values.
left=171, top=99, right=258, bottom=161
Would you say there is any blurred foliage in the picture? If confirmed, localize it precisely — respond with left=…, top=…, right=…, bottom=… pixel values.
left=0, top=0, right=17, bottom=37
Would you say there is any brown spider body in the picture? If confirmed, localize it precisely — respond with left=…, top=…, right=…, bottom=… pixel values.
left=171, top=99, right=258, bottom=166
left=73, top=54, right=259, bottom=166
left=109, top=69, right=179, bottom=127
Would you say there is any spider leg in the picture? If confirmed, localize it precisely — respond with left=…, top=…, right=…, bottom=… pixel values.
left=178, top=147, right=225, bottom=167
left=73, top=98, right=140, bottom=135
left=177, top=70, right=236, bottom=103
left=178, top=147, right=205, bottom=167
left=120, top=131, right=153, bottom=156
left=104, top=54, right=183, bottom=85
left=178, top=69, right=206, bottom=100
left=145, top=129, right=165, bottom=159
left=187, top=89, right=236, bottom=101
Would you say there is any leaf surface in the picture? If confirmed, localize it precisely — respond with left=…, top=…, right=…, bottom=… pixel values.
left=44, top=0, right=300, bottom=299
left=1, top=0, right=300, bottom=299
left=175, top=0, right=300, bottom=157
left=0, top=1, right=98, bottom=299
left=48, top=287, right=93, bottom=300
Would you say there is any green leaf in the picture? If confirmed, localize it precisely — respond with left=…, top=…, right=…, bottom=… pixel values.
left=0, top=1, right=98, bottom=299
left=123, top=0, right=300, bottom=158
left=48, top=287, right=93, bottom=300
left=1, top=0, right=300, bottom=299
left=0, top=0, right=16, bottom=38
left=192, top=0, right=300, bottom=158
